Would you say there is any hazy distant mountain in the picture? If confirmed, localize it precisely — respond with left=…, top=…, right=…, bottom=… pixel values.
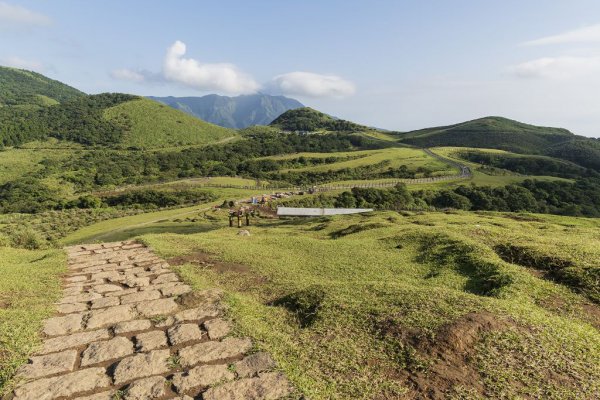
left=148, top=94, right=304, bottom=129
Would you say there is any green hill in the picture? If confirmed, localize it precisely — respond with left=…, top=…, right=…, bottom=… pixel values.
left=400, top=117, right=574, bottom=154
left=0, top=66, right=83, bottom=107
left=270, top=107, right=368, bottom=132
left=104, top=98, right=237, bottom=149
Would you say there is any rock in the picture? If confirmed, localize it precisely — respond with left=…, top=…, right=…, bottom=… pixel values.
left=113, top=319, right=152, bottom=334
left=90, top=296, right=120, bottom=309
left=41, top=329, right=111, bottom=354
left=124, top=375, right=166, bottom=400
left=72, top=391, right=115, bottom=400
left=202, top=372, right=293, bottom=400
left=203, top=318, right=231, bottom=340
left=172, top=364, right=234, bottom=393
left=124, top=277, right=151, bottom=288
left=57, top=302, right=87, bottom=314
left=86, top=305, right=137, bottom=329
left=43, top=313, right=83, bottom=336
left=136, top=298, right=178, bottom=317
left=167, top=323, right=203, bottom=346
left=151, top=273, right=179, bottom=285
left=18, top=350, right=78, bottom=379
left=92, top=284, right=123, bottom=294
left=13, top=367, right=111, bottom=400
left=135, top=330, right=167, bottom=351
left=160, top=284, right=192, bottom=297
left=234, top=352, right=277, bottom=378
left=238, top=230, right=251, bottom=236
left=155, top=315, right=176, bottom=328
left=120, top=289, right=162, bottom=305
left=106, top=288, right=138, bottom=297
left=81, top=336, right=134, bottom=366
left=174, top=304, right=220, bottom=323
left=113, top=349, right=170, bottom=385
left=178, top=337, right=252, bottom=367
left=59, top=292, right=102, bottom=304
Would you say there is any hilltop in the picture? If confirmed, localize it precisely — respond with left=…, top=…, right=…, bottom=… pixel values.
left=0, top=66, right=84, bottom=107
left=0, top=67, right=236, bottom=149
left=399, top=116, right=573, bottom=154
left=149, top=93, right=303, bottom=129
left=270, top=107, right=369, bottom=132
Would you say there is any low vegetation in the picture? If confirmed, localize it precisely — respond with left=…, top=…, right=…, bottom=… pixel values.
left=143, top=210, right=600, bottom=399
left=0, top=247, right=65, bottom=394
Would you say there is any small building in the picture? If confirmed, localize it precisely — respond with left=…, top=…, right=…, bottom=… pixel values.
left=276, top=207, right=374, bottom=217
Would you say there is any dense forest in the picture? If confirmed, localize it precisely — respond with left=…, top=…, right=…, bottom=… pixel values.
left=0, top=93, right=137, bottom=146
left=280, top=178, right=600, bottom=217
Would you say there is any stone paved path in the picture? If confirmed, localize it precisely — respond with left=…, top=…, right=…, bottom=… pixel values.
left=9, top=241, right=294, bottom=400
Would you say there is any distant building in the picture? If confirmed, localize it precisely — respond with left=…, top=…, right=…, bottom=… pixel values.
left=276, top=207, right=374, bottom=217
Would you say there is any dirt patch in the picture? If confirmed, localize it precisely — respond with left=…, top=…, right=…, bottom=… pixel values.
left=581, top=303, right=600, bottom=330
left=376, top=311, right=514, bottom=399
left=167, top=251, right=269, bottom=290
left=168, top=252, right=251, bottom=275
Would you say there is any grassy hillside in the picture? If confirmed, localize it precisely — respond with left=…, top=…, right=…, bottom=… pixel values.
left=270, top=107, right=369, bottom=132
left=104, top=98, right=238, bottom=149
left=0, top=247, right=65, bottom=394
left=400, top=117, right=574, bottom=154
left=143, top=210, right=600, bottom=399
left=0, top=66, right=83, bottom=107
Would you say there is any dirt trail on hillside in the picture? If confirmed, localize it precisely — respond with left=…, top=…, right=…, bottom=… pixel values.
left=7, top=241, right=294, bottom=400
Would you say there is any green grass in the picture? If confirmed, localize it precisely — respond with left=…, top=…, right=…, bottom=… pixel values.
left=262, top=148, right=456, bottom=176
left=0, top=247, right=66, bottom=395
left=0, top=144, right=76, bottom=185
left=104, top=98, right=238, bottom=149
left=61, top=187, right=258, bottom=244
left=142, top=210, right=600, bottom=399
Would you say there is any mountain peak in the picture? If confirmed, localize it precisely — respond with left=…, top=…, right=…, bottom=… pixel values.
left=148, top=93, right=304, bottom=129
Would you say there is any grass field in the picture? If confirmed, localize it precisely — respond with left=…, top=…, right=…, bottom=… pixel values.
left=61, top=187, right=258, bottom=245
left=0, top=144, right=76, bottom=185
left=104, top=98, right=238, bottom=149
left=141, top=210, right=600, bottom=399
left=262, top=148, right=456, bottom=176
left=0, top=247, right=66, bottom=394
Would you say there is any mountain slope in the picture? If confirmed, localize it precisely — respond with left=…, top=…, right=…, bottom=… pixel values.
left=104, top=98, right=237, bottom=149
left=270, top=107, right=368, bottom=132
left=399, top=116, right=574, bottom=154
left=0, top=66, right=84, bottom=107
left=149, top=93, right=303, bottom=129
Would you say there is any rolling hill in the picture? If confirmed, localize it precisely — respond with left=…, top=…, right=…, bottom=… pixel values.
left=270, top=107, right=368, bottom=132
left=399, top=116, right=574, bottom=154
left=0, top=66, right=83, bottom=107
left=104, top=97, right=236, bottom=149
left=149, top=93, right=303, bottom=129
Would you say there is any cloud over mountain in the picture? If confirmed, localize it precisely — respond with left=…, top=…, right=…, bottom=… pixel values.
left=267, top=71, right=356, bottom=98
left=111, top=41, right=355, bottom=98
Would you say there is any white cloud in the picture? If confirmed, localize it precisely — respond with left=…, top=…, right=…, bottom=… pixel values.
left=0, top=2, right=51, bottom=28
left=162, top=40, right=259, bottom=94
left=511, top=56, right=600, bottom=79
left=268, top=71, right=356, bottom=98
left=1, top=55, right=44, bottom=71
left=110, top=68, right=146, bottom=82
left=523, top=24, right=600, bottom=46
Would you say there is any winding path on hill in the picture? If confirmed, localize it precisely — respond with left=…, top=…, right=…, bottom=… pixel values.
left=9, top=241, right=294, bottom=400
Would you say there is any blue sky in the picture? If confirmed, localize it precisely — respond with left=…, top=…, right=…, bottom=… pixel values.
left=2, top=1, right=600, bottom=136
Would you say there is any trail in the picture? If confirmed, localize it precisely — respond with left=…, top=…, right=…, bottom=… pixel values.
left=9, top=241, right=294, bottom=400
